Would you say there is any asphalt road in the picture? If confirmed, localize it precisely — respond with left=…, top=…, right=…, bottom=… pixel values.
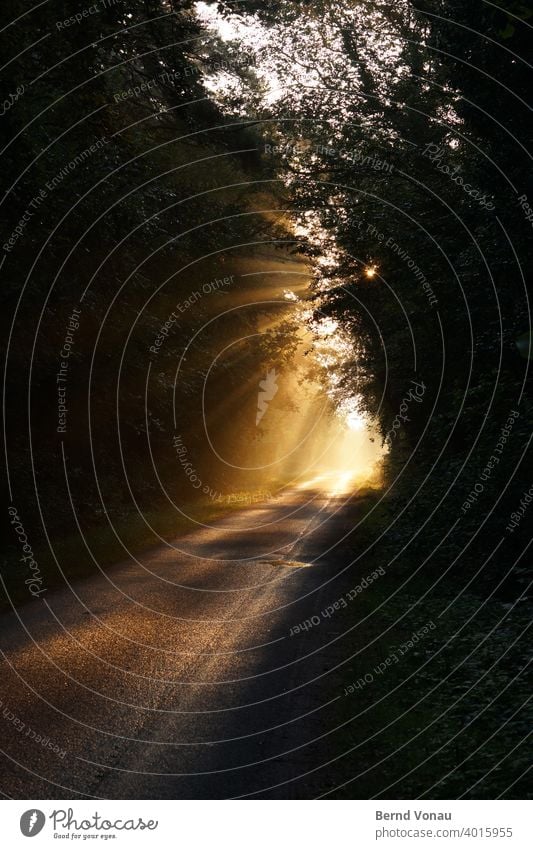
left=0, top=477, right=370, bottom=799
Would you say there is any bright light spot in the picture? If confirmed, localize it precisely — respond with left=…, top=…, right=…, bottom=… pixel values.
left=365, top=265, right=377, bottom=278
left=296, top=475, right=325, bottom=490
left=283, top=289, right=298, bottom=301
left=297, top=471, right=356, bottom=497
left=314, top=317, right=338, bottom=336
left=328, top=471, right=355, bottom=496
left=346, top=410, right=365, bottom=431
left=338, top=396, right=368, bottom=432
left=196, top=2, right=246, bottom=42
left=317, top=252, right=339, bottom=269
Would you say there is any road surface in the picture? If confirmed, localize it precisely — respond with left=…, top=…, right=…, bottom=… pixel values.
left=0, top=477, right=372, bottom=799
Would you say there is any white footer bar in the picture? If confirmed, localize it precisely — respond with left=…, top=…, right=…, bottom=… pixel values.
left=2, top=799, right=530, bottom=848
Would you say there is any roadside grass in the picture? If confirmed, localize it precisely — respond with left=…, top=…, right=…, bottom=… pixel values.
left=324, top=490, right=531, bottom=799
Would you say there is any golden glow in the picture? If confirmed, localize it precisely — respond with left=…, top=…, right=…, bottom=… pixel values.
left=295, top=474, right=326, bottom=490
left=365, top=265, right=378, bottom=278
left=295, top=471, right=357, bottom=497
left=327, top=470, right=355, bottom=496
left=346, top=410, right=365, bottom=431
